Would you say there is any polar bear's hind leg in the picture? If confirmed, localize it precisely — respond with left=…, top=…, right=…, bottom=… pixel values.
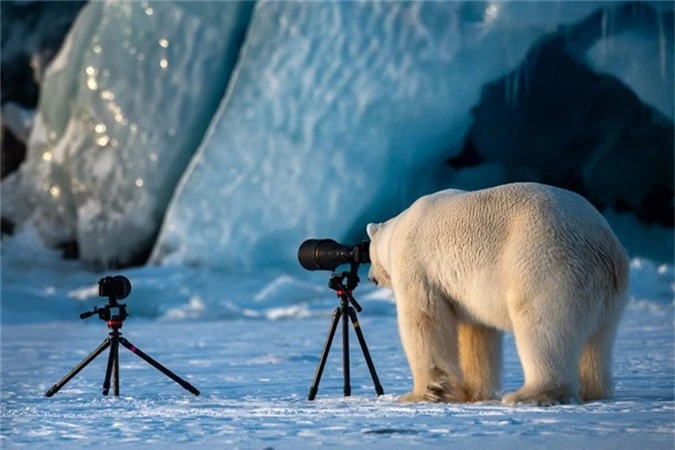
left=503, top=292, right=589, bottom=406
left=579, top=292, right=627, bottom=401
left=458, top=323, right=502, bottom=401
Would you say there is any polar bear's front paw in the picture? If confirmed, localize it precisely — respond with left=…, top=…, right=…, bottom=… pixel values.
left=398, top=391, right=426, bottom=403
left=423, top=379, right=470, bottom=403
left=502, top=386, right=580, bottom=406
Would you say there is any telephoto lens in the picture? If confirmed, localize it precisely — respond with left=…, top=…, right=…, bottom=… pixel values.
left=298, top=239, right=370, bottom=271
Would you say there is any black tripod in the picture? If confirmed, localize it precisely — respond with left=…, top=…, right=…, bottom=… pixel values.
left=45, top=285, right=200, bottom=397
left=308, top=262, right=384, bottom=400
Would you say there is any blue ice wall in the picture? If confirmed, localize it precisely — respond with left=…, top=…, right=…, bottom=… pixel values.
left=2, top=0, right=253, bottom=266
left=3, top=1, right=671, bottom=271
left=150, top=1, right=610, bottom=271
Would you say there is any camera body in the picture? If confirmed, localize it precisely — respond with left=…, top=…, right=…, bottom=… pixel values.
left=98, top=275, right=131, bottom=300
left=298, top=239, right=370, bottom=271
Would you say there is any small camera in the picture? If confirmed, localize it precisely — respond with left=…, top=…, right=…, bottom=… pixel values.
left=98, top=275, right=131, bottom=300
left=298, top=239, right=370, bottom=271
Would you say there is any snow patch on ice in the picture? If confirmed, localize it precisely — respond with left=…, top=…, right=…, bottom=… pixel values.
left=67, top=284, right=99, bottom=301
left=164, top=296, right=206, bottom=320
left=629, top=258, right=674, bottom=311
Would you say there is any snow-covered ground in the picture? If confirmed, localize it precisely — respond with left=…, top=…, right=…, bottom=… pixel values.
left=1, top=232, right=673, bottom=448
left=1, top=1, right=672, bottom=447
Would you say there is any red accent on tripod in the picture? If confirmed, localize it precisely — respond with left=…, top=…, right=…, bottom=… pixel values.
left=107, top=320, right=123, bottom=328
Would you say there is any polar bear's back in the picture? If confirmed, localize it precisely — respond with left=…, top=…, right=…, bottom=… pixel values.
left=406, top=183, right=623, bottom=265
left=396, top=182, right=629, bottom=328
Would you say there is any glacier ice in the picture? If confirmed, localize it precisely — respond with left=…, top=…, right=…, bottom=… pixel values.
left=0, top=0, right=86, bottom=106
left=4, top=1, right=670, bottom=271
left=1, top=102, right=34, bottom=144
left=151, top=1, right=612, bottom=271
left=2, top=0, right=253, bottom=266
left=465, top=2, right=673, bottom=215
left=584, top=3, right=674, bottom=119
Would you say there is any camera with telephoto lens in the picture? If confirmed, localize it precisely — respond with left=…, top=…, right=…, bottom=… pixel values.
left=298, top=239, right=370, bottom=271
left=298, top=238, right=384, bottom=400
left=98, top=275, right=131, bottom=300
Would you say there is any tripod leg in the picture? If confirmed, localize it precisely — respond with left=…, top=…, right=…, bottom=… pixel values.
left=113, top=338, right=120, bottom=396
left=308, top=306, right=341, bottom=401
left=348, top=307, right=384, bottom=396
left=342, top=304, right=351, bottom=397
left=118, top=337, right=200, bottom=396
left=102, top=338, right=116, bottom=396
left=45, top=338, right=111, bottom=397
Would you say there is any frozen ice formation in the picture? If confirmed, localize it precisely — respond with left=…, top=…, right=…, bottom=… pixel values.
left=2, top=1, right=672, bottom=271
left=150, top=2, right=613, bottom=271
left=2, top=0, right=253, bottom=266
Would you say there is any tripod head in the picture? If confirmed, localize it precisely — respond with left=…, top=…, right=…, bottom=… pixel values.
left=328, top=261, right=363, bottom=312
left=79, top=302, right=128, bottom=324
left=79, top=276, right=131, bottom=328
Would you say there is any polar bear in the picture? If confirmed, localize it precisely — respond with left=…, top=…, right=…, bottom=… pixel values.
left=366, top=182, right=629, bottom=406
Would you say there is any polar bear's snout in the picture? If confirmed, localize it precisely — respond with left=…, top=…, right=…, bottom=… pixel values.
left=368, top=275, right=379, bottom=286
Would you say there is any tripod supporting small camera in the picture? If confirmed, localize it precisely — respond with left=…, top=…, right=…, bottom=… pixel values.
left=45, top=276, right=199, bottom=397
left=308, top=262, right=384, bottom=401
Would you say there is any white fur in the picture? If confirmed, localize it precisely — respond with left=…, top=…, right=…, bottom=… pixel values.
left=367, top=182, right=629, bottom=406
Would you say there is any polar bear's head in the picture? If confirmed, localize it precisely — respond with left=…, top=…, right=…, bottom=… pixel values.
left=366, top=222, right=392, bottom=288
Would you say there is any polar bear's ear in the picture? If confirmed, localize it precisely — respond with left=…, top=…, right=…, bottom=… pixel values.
left=366, top=223, right=381, bottom=239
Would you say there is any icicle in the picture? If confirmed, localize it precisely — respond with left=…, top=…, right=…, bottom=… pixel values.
left=512, top=67, right=520, bottom=107
left=600, top=7, right=608, bottom=64
left=658, top=9, right=666, bottom=82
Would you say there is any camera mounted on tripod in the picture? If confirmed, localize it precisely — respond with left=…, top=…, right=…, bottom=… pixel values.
left=298, top=239, right=370, bottom=272
left=298, top=238, right=371, bottom=310
left=45, top=274, right=200, bottom=397
left=79, top=275, right=132, bottom=324
left=99, top=275, right=131, bottom=301
left=297, top=238, right=383, bottom=400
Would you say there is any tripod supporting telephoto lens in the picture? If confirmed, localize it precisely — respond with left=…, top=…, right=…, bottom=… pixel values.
left=308, top=262, right=384, bottom=401
left=45, top=276, right=199, bottom=397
